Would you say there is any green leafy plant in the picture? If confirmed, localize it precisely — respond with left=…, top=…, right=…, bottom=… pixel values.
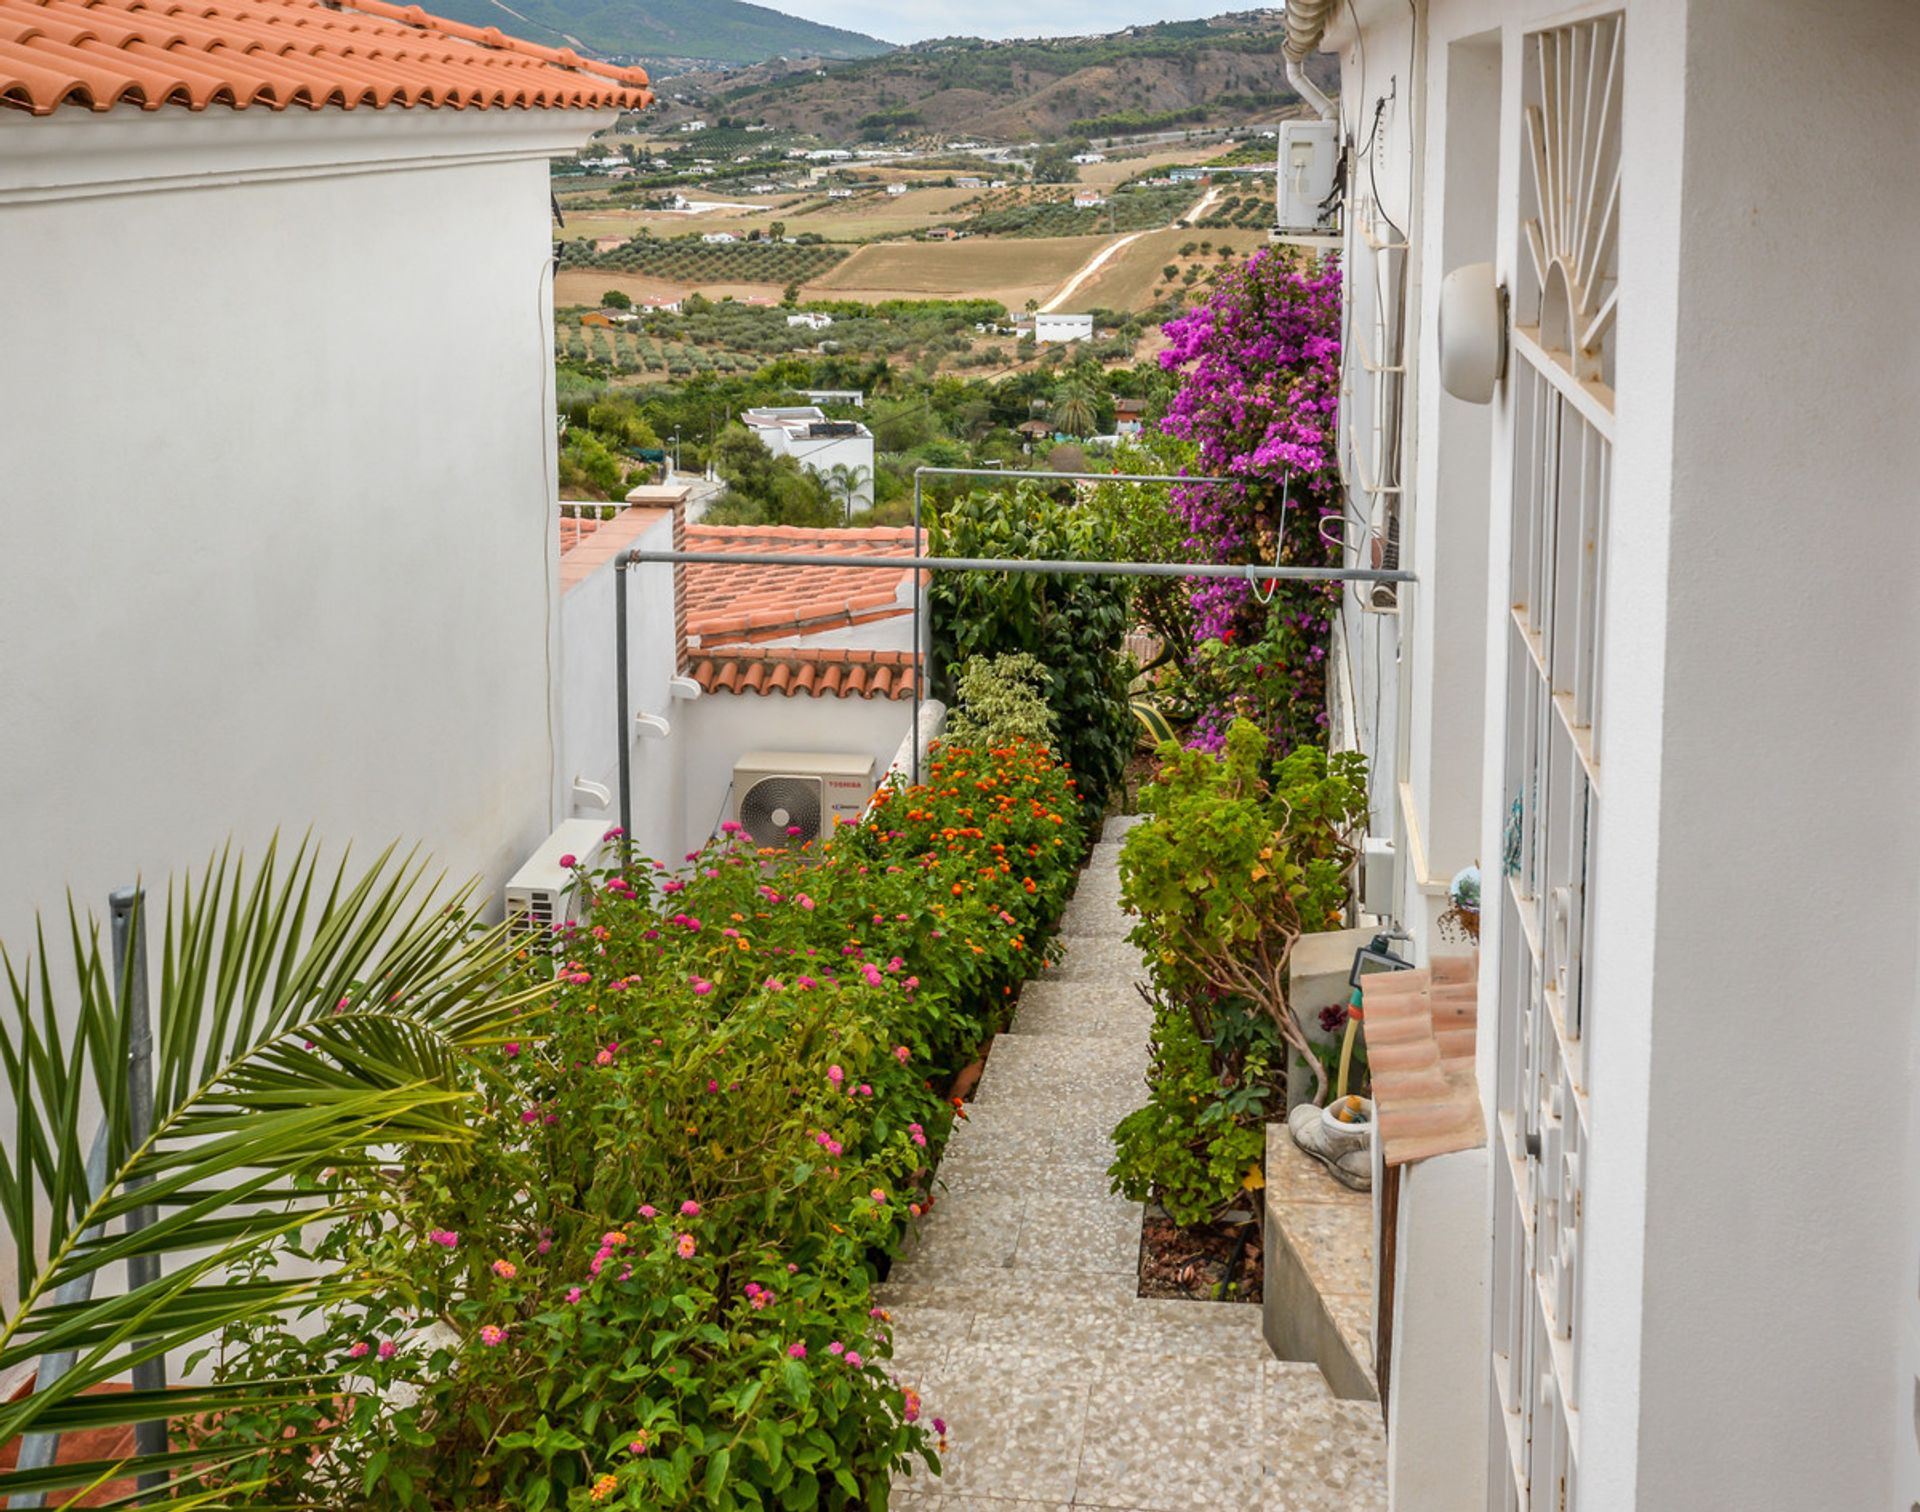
left=188, top=743, right=1085, bottom=1508
left=0, top=840, right=537, bottom=1506
left=1109, top=721, right=1367, bottom=1224
left=943, top=652, right=1058, bottom=752
left=929, top=484, right=1134, bottom=813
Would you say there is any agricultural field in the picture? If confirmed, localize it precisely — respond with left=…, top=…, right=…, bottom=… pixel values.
left=1193, top=188, right=1276, bottom=230
left=809, top=236, right=1103, bottom=307
left=1065, top=226, right=1275, bottom=311
left=947, top=185, right=1196, bottom=239
left=558, top=237, right=848, bottom=286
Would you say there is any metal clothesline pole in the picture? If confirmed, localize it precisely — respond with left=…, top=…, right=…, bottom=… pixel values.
left=610, top=542, right=1414, bottom=843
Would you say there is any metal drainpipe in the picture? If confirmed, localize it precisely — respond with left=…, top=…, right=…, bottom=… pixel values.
left=612, top=544, right=1414, bottom=846
left=111, top=887, right=168, bottom=1496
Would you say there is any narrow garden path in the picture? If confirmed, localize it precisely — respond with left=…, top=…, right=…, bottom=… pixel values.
left=883, top=817, right=1387, bottom=1510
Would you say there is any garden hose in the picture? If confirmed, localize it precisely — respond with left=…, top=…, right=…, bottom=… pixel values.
left=1334, top=985, right=1362, bottom=1103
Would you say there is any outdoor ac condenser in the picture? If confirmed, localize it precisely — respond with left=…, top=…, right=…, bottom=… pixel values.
left=504, top=817, right=612, bottom=939
left=1276, top=118, right=1340, bottom=234
left=732, top=752, right=875, bottom=849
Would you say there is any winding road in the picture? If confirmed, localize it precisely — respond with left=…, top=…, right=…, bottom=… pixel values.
left=1038, top=183, right=1226, bottom=313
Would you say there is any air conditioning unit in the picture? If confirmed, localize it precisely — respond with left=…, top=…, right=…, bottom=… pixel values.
left=732, top=752, right=874, bottom=849
left=1358, top=496, right=1400, bottom=614
left=504, top=818, right=613, bottom=939
left=1276, top=118, right=1340, bottom=234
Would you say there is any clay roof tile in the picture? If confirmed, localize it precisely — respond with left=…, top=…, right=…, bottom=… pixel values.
left=0, top=0, right=651, bottom=114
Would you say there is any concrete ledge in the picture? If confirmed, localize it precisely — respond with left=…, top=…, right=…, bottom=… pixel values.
left=1262, top=1122, right=1376, bottom=1402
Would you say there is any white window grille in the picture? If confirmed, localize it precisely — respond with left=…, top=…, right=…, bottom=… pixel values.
left=1489, top=13, right=1620, bottom=1512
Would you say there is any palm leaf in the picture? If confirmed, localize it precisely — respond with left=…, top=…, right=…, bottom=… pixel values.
left=0, top=838, right=548, bottom=1501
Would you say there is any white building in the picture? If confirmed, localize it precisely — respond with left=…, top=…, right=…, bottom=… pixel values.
left=826, top=188, right=855, bottom=200
left=740, top=407, right=875, bottom=512
left=0, top=0, right=650, bottom=956
left=1070, top=151, right=1106, bottom=164
left=558, top=512, right=926, bottom=864
left=887, top=182, right=909, bottom=196
left=1033, top=312, right=1095, bottom=345
left=677, top=119, right=707, bottom=132
left=1072, top=191, right=1107, bottom=209
left=1284, top=2, right=1920, bottom=1510
left=786, top=312, right=834, bottom=330
left=700, top=231, right=738, bottom=244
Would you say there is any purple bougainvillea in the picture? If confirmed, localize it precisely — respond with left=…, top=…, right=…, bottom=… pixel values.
left=1157, top=249, right=1344, bottom=754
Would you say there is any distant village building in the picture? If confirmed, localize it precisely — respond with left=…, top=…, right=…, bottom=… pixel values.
left=924, top=227, right=957, bottom=241
left=677, top=119, right=707, bottom=133
left=1033, top=312, right=1094, bottom=345
left=741, top=407, right=875, bottom=511
left=802, top=389, right=864, bottom=409
left=953, top=176, right=985, bottom=189
left=786, top=312, right=834, bottom=330
left=700, top=231, right=738, bottom=244
left=1113, top=397, right=1148, bottom=436
left=886, top=182, right=909, bottom=196
left=1073, top=191, right=1107, bottom=208
left=1071, top=151, right=1106, bottom=164
left=826, top=187, right=854, bottom=200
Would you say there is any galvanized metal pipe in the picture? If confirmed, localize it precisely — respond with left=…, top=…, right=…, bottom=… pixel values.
left=111, top=888, right=168, bottom=1496
left=612, top=541, right=1412, bottom=843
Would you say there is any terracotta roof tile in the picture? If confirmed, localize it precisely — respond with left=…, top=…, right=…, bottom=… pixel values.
left=689, top=646, right=916, bottom=702
left=0, top=0, right=652, bottom=115
left=682, top=523, right=921, bottom=645
left=1361, top=956, right=1484, bottom=1168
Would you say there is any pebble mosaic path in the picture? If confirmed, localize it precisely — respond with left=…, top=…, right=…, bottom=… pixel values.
left=881, top=816, right=1389, bottom=1511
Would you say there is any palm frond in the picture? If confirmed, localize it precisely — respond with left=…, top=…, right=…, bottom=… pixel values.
left=0, top=838, right=548, bottom=1500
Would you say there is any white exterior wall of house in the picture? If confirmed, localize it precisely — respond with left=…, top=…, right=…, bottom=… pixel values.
left=557, top=516, right=681, bottom=866
left=1034, top=312, right=1094, bottom=344
left=1319, top=0, right=1920, bottom=1507
left=0, top=106, right=614, bottom=953
left=678, top=696, right=913, bottom=857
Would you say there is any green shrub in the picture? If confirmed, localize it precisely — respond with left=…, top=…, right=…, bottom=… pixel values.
left=929, top=484, right=1133, bottom=813
left=944, top=652, right=1058, bottom=751
left=189, top=742, right=1087, bottom=1509
left=1108, top=720, right=1367, bottom=1221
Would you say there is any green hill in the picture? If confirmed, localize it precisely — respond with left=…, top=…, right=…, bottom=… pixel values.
left=437, top=0, right=892, bottom=67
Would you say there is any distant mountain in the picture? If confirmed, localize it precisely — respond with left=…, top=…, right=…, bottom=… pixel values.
left=664, top=14, right=1335, bottom=142
left=435, top=0, right=892, bottom=68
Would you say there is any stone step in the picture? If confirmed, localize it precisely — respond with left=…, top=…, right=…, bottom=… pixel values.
left=1039, top=936, right=1151, bottom=986
left=972, top=1032, right=1147, bottom=1111
left=1008, top=978, right=1154, bottom=1038
left=1057, top=888, right=1132, bottom=939
left=1100, top=814, right=1146, bottom=844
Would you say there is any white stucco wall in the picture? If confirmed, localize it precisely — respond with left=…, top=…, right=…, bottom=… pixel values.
left=0, top=106, right=614, bottom=952
left=679, top=695, right=918, bottom=856
left=1329, top=0, right=1920, bottom=1505
left=1615, top=4, right=1920, bottom=1506
left=557, top=516, right=681, bottom=865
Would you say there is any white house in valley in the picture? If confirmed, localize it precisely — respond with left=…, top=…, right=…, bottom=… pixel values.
left=1033, top=311, right=1095, bottom=344
left=1286, top=0, right=1920, bottom=1509
left=740, top=406, right=876, bottom=513
left=0, top=0, right=650, bottom=953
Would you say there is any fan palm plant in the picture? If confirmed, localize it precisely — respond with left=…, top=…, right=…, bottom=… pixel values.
left=1050, top=381, right=1099, bottom=438
left=0, top=837, right=546, bottom=1506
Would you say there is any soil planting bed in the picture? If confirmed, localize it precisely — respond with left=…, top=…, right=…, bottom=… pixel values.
left=1137, top=1205, right=1264, bottom=1303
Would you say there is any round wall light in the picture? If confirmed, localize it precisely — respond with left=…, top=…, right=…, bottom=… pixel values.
left=1437, top=261, right=1507, bottom=404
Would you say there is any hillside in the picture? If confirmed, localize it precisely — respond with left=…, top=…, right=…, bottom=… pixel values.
left=664, top=13, right=1337, bottom=142
left=428, top=0, right=892, bottom=68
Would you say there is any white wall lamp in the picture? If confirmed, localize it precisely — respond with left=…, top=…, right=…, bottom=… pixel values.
left=1437, top=262, right=1508, bottom=404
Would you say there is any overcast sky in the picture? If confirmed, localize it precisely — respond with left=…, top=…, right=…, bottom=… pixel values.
left=776, top=0, right=1237, bottom=46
